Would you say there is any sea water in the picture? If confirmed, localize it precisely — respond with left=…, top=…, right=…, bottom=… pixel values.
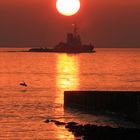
left=0, top=48, right=140, bottom=139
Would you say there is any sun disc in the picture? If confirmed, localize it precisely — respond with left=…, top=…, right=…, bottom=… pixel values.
left=56, top=0, right=80, bottom=16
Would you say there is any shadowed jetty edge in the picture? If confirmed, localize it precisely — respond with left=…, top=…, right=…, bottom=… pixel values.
left=64, top=91, right=140, bottom=122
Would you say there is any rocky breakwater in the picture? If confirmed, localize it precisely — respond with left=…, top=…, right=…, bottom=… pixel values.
left=44, top=119, right=140, bottom=140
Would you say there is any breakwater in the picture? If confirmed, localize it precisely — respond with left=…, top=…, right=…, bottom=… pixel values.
left=64, top=91, right=140, bottom=122
left=44, top=119, right=140, bottom=140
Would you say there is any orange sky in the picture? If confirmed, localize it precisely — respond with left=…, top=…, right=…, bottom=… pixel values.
left=0, top=0, right=140, bottom=47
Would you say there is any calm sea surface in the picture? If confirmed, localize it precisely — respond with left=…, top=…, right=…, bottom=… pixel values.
left=0, top=48, right=140, bottom=139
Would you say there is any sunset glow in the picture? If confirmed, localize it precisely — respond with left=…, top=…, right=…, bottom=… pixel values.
left=56, top=0, right=80, bottom=16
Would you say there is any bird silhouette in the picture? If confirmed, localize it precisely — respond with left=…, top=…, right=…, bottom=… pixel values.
left=20, top=81, right=27, bottom=87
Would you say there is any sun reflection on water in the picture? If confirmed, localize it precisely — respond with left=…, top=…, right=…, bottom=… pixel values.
left=54, top=54, right=79, bottom=139
left=56, top=54, right=79, bottom=91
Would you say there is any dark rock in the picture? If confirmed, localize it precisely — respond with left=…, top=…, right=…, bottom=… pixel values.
left=50, top=119, right=56, bottom=122
left=67, top=121, right=78, bottom=126
left=44, top=119, right=50, bottom=123
left=55, top=121, right=66, bottom=126
left=44, top=119, right=140, bottom=140
left=65, top=122, right=140, bottom=140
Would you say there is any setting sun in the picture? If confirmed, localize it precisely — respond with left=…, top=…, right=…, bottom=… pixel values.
left=56, top=0, right=80, bottom=16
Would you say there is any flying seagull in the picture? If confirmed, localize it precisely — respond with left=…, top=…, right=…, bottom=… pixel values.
left=20, top=81, right=27, bottom=87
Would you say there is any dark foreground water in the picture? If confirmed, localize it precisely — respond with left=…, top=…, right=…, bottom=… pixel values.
left=0, top=48, right=140, bottom=139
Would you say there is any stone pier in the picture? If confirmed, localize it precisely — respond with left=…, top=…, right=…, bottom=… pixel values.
left=64, top=91, right=140, bottom=122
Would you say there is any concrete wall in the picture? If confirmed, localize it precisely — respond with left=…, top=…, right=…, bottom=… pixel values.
left=64, top=91, right=140, bottom=122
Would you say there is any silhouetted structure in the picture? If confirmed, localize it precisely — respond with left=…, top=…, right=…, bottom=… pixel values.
left=29, top=24, right=95, bottom=53
left=64, top=91, right=140, bottom=122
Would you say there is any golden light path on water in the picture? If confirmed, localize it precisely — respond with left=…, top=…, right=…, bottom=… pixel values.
left=55, top=54, right=79, bottom=139
left=55, top=54, right=79, bottom=115
left=56, top=54, right=79, bottom=91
